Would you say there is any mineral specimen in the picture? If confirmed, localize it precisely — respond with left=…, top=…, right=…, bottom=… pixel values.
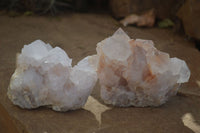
left=8, top=40, right=97, bottom=111
left=96, top=28, right=190, bottom=107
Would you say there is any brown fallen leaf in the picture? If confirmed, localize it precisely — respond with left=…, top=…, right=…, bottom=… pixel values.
left=120, top=9, right=155, bottom=27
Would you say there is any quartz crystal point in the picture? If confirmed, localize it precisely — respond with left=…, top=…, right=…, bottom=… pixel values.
left=96, top=28, right=190, bottom=107
left=8, top=40, right=97, bottom=111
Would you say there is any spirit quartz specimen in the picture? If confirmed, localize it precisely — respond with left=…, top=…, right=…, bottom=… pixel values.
left=8, top=29, right=191, bottom=110
left=96, top=28, right=190, bottom=107
left=8, top=40, right=97, bottom=111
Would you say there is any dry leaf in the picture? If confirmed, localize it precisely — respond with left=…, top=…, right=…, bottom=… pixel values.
left=120, top=9, right=155, bottom=27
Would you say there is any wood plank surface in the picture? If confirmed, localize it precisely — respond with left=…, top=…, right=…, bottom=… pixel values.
left=0, top=13, right=200, bottom=133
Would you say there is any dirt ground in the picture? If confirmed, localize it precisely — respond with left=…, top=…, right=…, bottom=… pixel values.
left=0, top=13, right=200, bottom=133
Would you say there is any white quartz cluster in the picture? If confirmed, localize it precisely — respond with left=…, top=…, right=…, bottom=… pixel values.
left=8, top=40, right=97, bottom=111
left=96, top=28, right=190, bottom=107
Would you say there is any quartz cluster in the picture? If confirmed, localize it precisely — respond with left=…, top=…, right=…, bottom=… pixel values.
left=96, top=28, right=190, bottom=107
left=8, top=29, right=191, bottom=110
left=8, top=40, right=97, bottom=111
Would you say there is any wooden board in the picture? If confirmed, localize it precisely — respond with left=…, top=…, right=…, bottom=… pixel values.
left=0, top=13, right=200, bottom=133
